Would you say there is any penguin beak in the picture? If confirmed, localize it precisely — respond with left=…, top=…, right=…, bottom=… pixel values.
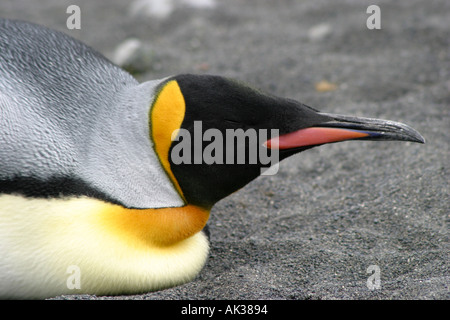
left=266, top=112, right=425, bottom=150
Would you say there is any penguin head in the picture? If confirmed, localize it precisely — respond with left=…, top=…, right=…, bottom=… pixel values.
left=150, top=74, right=424, bottom=209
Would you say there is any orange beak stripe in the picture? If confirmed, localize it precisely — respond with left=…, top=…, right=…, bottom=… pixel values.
left=265, top=127, right=370, bottom=149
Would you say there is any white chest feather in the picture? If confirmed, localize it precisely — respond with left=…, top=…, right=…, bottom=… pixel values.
left=0, top=195, right=209, bottom=299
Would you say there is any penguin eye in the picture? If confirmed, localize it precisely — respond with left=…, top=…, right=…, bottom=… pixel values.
left=150, top=80, right=186, bottom=197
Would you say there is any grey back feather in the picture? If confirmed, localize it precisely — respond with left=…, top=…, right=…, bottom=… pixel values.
left=0, top=19, right=184, bottom=209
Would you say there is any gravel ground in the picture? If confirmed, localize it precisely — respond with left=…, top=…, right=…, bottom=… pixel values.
left=1, top=0, right=448, bottom=300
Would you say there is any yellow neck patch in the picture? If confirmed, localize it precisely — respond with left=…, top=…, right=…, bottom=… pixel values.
left=150, top=80, right=186, bottom=201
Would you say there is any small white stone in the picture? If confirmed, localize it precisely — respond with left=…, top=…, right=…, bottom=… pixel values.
left=181, top=0, right=216, bottom=9
left=308, top=23, right=332, bottom=41
left=112, top=38, right=143, bottom=67
left=129, top=0, right=175, bottom=19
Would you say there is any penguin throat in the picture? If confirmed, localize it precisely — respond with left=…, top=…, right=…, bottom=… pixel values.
left=99, top=203, right=210, bottom=247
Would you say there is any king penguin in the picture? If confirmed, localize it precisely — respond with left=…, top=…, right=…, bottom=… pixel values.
left=0, top=19, right=424, bottom=299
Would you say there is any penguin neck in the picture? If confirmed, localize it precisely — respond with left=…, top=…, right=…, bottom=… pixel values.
left=75, top=80, right=186, bottom=209
left=98, top=201, right=210, bottom=247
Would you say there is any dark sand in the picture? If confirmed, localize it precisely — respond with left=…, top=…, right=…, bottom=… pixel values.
left=1, top=0, right=448, bottom=300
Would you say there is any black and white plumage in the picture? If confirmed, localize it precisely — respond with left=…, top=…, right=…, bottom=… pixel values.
left=0, top=19, right=424, bottom=299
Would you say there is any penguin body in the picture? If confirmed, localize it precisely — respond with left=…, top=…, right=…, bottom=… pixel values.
left=0, top=19, right=200, bottom=298
left=0, top=195, right=209, bottom=299
left=0, top=19, right=182, bottom=209
left=0, top=19, right=424, bottom=299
